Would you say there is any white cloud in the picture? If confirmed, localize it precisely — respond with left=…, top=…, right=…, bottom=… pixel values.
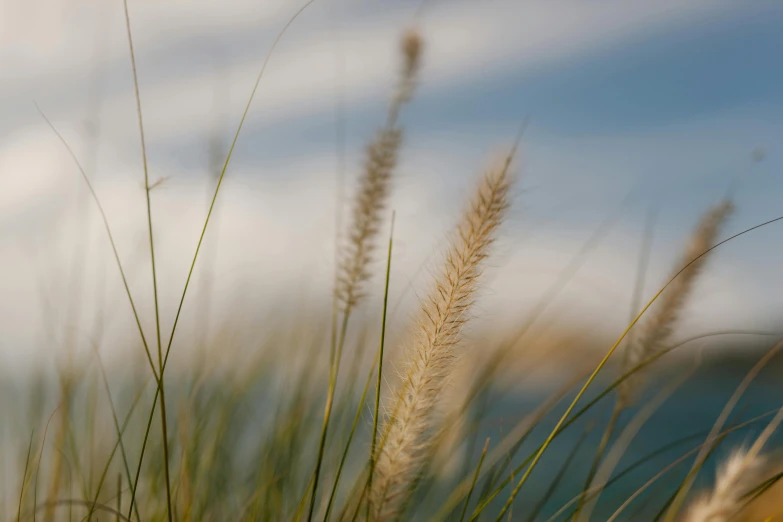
left=2, top=0, right=779, bottom=369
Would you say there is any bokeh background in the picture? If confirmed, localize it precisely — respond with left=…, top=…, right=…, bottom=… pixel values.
left=3, top=0, right=783, bottom=368
left=3, top=1, right=783, bottom=520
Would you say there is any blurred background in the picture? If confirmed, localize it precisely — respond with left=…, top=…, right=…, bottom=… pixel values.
left=3, top=1, right=783, bottom=520
left=3, top=0, right=783, bottom=368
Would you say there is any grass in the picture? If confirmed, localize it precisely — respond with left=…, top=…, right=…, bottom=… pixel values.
left=6, top=5, right=783, bottom=522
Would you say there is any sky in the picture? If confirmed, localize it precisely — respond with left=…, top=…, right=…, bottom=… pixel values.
left=2, top=0, right=783, bottom=367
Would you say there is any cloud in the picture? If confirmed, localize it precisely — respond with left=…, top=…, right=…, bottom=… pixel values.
left=1, top=0, right=780, bottom=369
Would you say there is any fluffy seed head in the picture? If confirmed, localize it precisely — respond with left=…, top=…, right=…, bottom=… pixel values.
left=370, top=156, right=513, bottom=520
left=336, top=128, right=402, bottom=311
left=685, top=448, right=767, bottom=522
left=335, top=29, right=424, bottom=313
left=619, top=200, right=733, bottom=407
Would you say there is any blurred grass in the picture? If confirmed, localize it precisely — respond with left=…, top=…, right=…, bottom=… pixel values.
left=5, top=3, right=783, bottom=522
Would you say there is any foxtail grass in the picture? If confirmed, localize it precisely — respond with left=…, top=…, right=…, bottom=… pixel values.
left=575, top=200, right=731, bottom=521
left=684, top=449, right=768, bottom=522
left=664, top=338, right=783, bottom=521
left=309, top=28, right=423, bottom=522
left=619, top=200, right=734, bottom=407
left=370, top=154, right=513, bottom=520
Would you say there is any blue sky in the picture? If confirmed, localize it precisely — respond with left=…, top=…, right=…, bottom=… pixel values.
left=2, top=0, right=783, bottom=365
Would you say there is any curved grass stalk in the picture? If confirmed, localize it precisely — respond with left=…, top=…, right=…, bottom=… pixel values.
left=663, top=337, right=783, bottom=521
left=24, top=500, right=132, bottom=522
left=604, top=410, right=779, bottom=522
left=32, top=407, right=59, bottom=522
left=572, top=202, right=658, bottom=521
left=526, top=426, right=591, bottom=522
left=34, top=107, right=158, bottom=381
left=546, top=409, right=778, bottom=522
left=454, top=331, right=773, bottom=521
left=17, top=430, right=35, bottom=522
left=486, top=214, right=783, bottom=522
left=87, top=349, right=147, bottom=522
left=160, top=0, right=317, bottom=373
left=85, top=378, right=148, bottom=522
left=122, top=3, right=316, bottom=519
left=681, top=401, right=783, bottom=522
left=458, top=438, right=491, bottom=522
left=323, top=352, right=380, bottom=521
left=576, top=360, right=698, bottom=522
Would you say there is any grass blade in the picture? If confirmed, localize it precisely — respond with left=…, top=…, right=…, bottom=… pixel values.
left=459, top=438, right=491, bottom=522
left=487, top=214, right=783, bottom=522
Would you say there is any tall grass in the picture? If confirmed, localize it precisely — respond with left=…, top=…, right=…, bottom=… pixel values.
left=7, top=9, right=783, bottom=522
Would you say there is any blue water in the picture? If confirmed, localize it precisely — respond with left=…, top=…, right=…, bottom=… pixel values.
left=417, top=350, right=783, bottom=521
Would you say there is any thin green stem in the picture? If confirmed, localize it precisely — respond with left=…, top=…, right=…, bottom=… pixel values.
left=545, top=410, right=776, bottom=522
left=33, top=407, right=59, bottom=522
left=488, top=214, right=783, bottom=522
left=128, top=386, right=159, bottom=522
left=366, top=213, right=395, bottom=521
left=35, top=106, right=158, bottom=381
left=120, top=1, right=172, bottom=518
left=309, top=312, right=350, bottom=521
left=89, top=352, right=146, bottom=522
left=452, top=331, right=771, bottom=521
left=124, top=5, right=317, bottom=519
left=323, top=353, right=380, bottom=521
left=86, top=380, right=148, bottom=522
left=662, top=337, right=783, bottom=521
left=573, top=203, right=658, bottom=521
left=527, top=426, right=591, bottom=522
left=459, top=438, right=490, bottom=522
left=572, top=405, right=620, bottom=521
left=17, top=430, right=35, bottom=522
left=161, top=0, right=317, bottom=374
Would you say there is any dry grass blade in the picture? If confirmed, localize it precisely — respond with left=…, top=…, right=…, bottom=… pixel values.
left=370, top=155, right=514, bottom=520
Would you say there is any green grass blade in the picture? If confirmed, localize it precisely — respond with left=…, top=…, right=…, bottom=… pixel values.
left=90, top=352, right=146, bottom=522
left=35, top=106, right=157, bottom=381
left=119, top=2, right=173, bottom=518
left=487, top=215, right=783, bottom=522
left=662, top=337, right=783, bottom=522
left=161, top=0, right=318, bottom=372
left=458, top=331, right=771, bottom=521
left=128, top=386, right=160, bottom=522
left=459, top=438, right=491, bottom=522
left=32, top=407, right=59, bottom=522
left=604, top=409, right=779, bottom=522
left=86, top=379, right=148, bottom=522
left=323, top=352, right=380, bottom=521
left=527, top=426, right=591, bottom=522
left=364, top=212, right=395, bottom=521
left=17, top=429, right=35, bottom=522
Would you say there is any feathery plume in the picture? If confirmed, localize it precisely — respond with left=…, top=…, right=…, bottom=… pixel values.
left=370, top=156, right=513, bottom=520
left=619, top=200, right=733, bottom=406
left=336, top=28, right=423, bottom=313
left=685, top=448, right=766, bottom=522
